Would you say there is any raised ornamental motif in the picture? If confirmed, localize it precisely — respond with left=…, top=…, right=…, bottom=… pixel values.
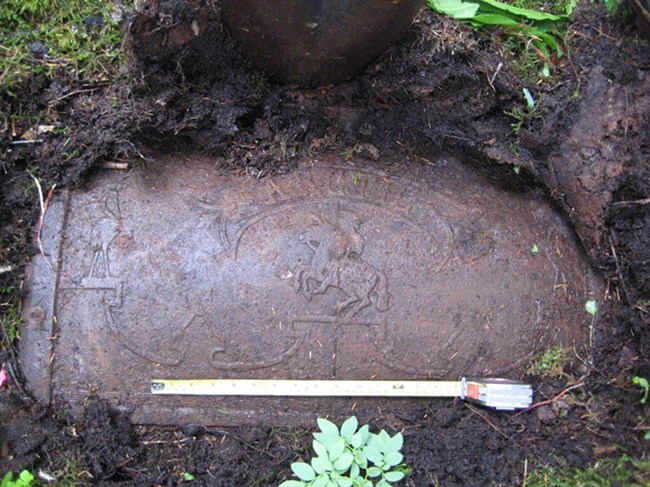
left=294, top=210, right=389, bottom=318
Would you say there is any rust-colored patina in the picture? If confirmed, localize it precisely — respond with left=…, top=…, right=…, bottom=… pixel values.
left=20, top=156, right=601, bottom=426
left=221, top=0, right=424, bottom=85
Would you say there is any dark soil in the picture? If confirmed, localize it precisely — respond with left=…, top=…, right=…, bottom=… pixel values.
left=1, top=0, right=649, bottom=485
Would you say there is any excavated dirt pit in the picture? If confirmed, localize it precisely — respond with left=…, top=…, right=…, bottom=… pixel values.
left=20, top=154, right=601, bottom=426
left=1, top=0, right=648, bottom=482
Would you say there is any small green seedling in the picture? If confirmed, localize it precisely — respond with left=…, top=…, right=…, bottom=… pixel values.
left=182, top=472, right=196, bottom=482
left=530, top=244, right=539, bottom=254
left=522, top=88, right=536, bottom=110
left=504, top=88, right=541, bottom=135
left=1, top=470, right=34, bottom=487
left=279, top=416, right=407, bottom=487
left=632, top=376, right=649, bottom=405
left=585, top=300, right=598, bottom=317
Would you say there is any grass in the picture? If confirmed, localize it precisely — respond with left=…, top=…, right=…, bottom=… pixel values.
left=0, top=296, right=23, bottom=343
left=0, top=0, right=128, bottom=97
left=526, top=454, right=650, bottom=486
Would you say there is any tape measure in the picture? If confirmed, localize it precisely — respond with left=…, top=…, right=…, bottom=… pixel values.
left=151, top=377, right=533, bottom=411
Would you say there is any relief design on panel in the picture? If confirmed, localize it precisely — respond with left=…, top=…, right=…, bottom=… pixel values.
left=67, top=167, right=489, bottom=377
left=293, top=209, right=390, bottom=318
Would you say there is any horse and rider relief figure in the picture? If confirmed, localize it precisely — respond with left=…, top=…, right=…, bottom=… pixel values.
left=293, top=209, right=390, bottom=319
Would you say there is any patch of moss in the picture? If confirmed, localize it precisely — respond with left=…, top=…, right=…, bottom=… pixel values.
left=527, top=345, right=564, bottom=378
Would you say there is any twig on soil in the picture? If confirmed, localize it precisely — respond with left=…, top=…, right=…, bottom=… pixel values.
left=609, top=235, right=631, bottom=304
left=11, top=139, right=44, bottom=145
left=213, top=428, right=280, bottom=460
left=101, top=162, right=130, bottom=170
left=48, top=86, right=103, bottom=105
left=28, top=171, right=57, bottom=268
left=522, top=458, right=528, bottom=487
left=141, top=437, right=191, bottom=446
left=612, top=197, right=650, bottom=207
left=463, top=403, right=511, bottom=440
left=486, top=62, right=503, bottom=92
left=514, top=382, right=585, bottom=416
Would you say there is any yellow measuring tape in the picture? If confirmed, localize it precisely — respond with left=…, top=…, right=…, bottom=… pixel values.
left=151, top=379, right=462, bottom=397
left=150, top=377, right=533, bottom=410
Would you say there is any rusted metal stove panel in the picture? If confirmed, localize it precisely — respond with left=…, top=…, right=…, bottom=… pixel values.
left=20, top=156, right=600, bottom=425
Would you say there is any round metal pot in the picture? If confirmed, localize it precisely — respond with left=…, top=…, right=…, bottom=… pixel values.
left=221, top=0, right=424, bottom=85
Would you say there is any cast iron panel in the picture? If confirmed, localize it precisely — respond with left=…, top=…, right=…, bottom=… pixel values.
left=20, top=155, right=600, bottom=425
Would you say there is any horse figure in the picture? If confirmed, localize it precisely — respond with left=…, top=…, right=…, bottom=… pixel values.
left=294, top=211, right=389, bottom=318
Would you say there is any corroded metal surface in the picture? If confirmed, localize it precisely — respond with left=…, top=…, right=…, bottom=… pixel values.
left=20, top=156, right=601, bottom=425
left=221, top=0, right=423, bottom=85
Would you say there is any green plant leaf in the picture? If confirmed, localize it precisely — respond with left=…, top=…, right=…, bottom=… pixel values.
left=378, top=430, right=391, bottom=444
left=585, top=300, right=598, bottom=316
left=384, top=471, right=406, bottom=482
left=358, top=425, right=370, bottom=443
left=523, top=88, right=536, bottom=109
left=333, top=451, right=354, bottom=473
left=531, top=244, right=539, bottom=254
left=337, top=477, right=353, bottom=487
left=367, top=466, right=383, bottom=478
left=528, top=29, right=563, bottom=56
left=353, top=449, right=367, bottom=469
left=384, top=433, right=403, bottom=454
left=18, top=471, right=34, bottom=486
left=312, top=456, right=328, bottom=474
left=340, top=416, right=358, bottom=440
left=278, top=481, right=305, bottom=487
left=314, top=432, right=341, bottom=449
left=317, top=418, right=340, bottom=436
left=480, top=0, right=568, bottom=20
left=312, top=474, right=330, bottom=487
left=314, top=440, right=328, bottom=458
left=364, top=446, right=384, bottom=465
left=471, top=13, right=520, bottom=25
left=366, top=433, right=382, bottom=449
left=383, top=451, right=404, bottom=467
left=292, top=462, right=317, bottom=482
left=350, top=463, right=360, bottom=480
left=1, top=472, right=14, bottom=487
left=632, top=376, right=649, bottom=404
left=182, top=472, right=196, bottom=481
left=351, top=431, right=364, bottom=449
left=329, top=438, right=346, bottom=461
left=428, top=0, right=480, bottom=19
